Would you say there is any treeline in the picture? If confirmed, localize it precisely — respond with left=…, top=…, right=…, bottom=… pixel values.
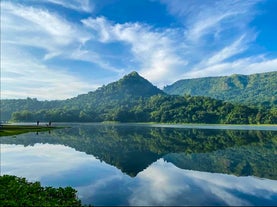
left=10, top=95, right=277, bottom=124
left=1, top=97, right=63, bottom=121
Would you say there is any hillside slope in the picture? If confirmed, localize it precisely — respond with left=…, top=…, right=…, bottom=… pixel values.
left=66, top=71, right=164, bottom=108
left=164, top=71, right=277, bottom=108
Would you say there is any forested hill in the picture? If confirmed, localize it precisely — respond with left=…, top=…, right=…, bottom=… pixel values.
left=66, top=71, right=164, bottom=107
left=163, top=71, right=277, bottom=108
left=1, top=71, right=276, bottom=124
left=1, top=72, right=164, bottom=122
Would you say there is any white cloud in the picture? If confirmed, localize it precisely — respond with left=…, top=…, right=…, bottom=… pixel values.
left=1, top=47, right=97, bottom=100
left=183, top=56, right=277, bottom=79
left=70, top=47, right=124, bottom=74
left=160, top=0, right=262, bottom=41
left=1, top=1, right=90, bottom=59
left=205, top=35, right=249, bottom=66
left=42, top=0, right=94, bottom=12
left=82, top=17, right=187, bottom=86
left=156, top=0, right=277, bottom=81
left=80, top=0, right=274, bottom=86
left=0, top=1, right=106, bottom=99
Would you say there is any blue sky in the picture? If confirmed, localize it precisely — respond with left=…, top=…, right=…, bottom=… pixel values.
left=1, top=0, right=277, bottom=100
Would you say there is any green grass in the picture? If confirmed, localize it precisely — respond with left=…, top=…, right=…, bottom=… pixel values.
left=0, top=125, right=63, bottom=137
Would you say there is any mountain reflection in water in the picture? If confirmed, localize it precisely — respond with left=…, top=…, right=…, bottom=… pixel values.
left=1, top=123, right=277, bottom=206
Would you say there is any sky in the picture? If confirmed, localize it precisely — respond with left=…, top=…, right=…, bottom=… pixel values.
left=1, top=0, right=277, bottom=100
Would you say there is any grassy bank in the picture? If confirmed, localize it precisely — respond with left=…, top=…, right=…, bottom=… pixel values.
left=0, top=124, right=63, bottom=137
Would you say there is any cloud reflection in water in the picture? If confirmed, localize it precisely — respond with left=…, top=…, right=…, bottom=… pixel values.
left=1, top=144, right=276, bottom=206
left=130, top=159, right=277, bottom=206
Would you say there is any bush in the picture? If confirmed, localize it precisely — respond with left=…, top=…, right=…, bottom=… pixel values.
left=0, top=175, right=82, bottom=207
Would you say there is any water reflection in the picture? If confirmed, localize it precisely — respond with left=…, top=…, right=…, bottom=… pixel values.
left=1, top=144, right=104, bottom=183
left=1, top=123, right=277, bottom=205
left=164, top=142, right=277, bottom=180
left=131, top=159, right=277, bottom=206
left=1, top=124, right=276, bottom=178
left=1, top=143, right=276, bottom=206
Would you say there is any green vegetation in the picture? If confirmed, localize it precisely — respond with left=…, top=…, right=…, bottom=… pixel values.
left=164, top=71, right=277, bottom=108
left=0, top=175, right=82, bottom=207
left=7, top=94, right=276, bottom=124
left=0, top=125, right=62, bottom=137
left=0, top=98, right=63, bottom=121
left=1, top=71, right=276, bottom=124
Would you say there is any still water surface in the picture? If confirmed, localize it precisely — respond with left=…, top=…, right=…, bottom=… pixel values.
left=1, top=123, right=277, bottom=206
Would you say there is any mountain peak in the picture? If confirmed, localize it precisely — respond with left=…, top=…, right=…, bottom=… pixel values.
left=121, top=71, right=142, bottom=81
left=128, top=71, right=140, bottom=77
left=91, top=71, right=164, bottom=99
left=116, top=71, right=164, bottom=97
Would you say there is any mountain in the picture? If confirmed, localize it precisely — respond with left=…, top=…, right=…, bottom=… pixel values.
left=96, top=71, right=164, bottom=98
left=164, top=71, right=277, bottom=108
left=60, top=71, right=165, bottom=122
left=66, top=71, right=164, bottom=107
left=1, top=72, right=276, bottom=124
left=75, top=71, right=164, bottom=100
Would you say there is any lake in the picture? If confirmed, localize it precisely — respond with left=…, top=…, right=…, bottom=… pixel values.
left=1, top=123, right=277, bottom=206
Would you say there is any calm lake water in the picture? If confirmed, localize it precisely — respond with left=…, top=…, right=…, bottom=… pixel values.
left=1, top=123, right=277, bottom=206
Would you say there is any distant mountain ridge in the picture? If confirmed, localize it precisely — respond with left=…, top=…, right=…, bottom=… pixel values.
left=1, top=71, right=276, bottom=124
left=164, top=71, right=277, bottom=108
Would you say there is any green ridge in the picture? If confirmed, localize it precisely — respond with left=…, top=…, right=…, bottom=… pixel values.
left=164, top=71, right=277, bottom=108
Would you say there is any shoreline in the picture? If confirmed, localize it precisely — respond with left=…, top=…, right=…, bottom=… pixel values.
left=0, top=124, right=65, bottom=137
left=1, top=122, right=276, bottom=137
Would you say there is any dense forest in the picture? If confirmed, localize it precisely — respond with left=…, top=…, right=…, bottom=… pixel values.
left=1, top=71, right=276, bottom=124
left=164, top=71, right=277, bottom=108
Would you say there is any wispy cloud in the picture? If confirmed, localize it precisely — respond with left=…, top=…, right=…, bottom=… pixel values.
left=2, top=1, right=90, bottom=59
left=160, top=0, right=262, bottom=41
left=205, top=35, right=249, bottom=66
left=183, top=56, right=277, bottom=79
left=82, top=16, right=187, bottom=86
left=1, top=1, right=102, bottom=99
left=1, top=46, right=97, bottom=100
left=69, top=46, right=125, bottom=74
left=157, top=0, right=277, bottom=80
left=42, top=0, right=94, bottom=12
